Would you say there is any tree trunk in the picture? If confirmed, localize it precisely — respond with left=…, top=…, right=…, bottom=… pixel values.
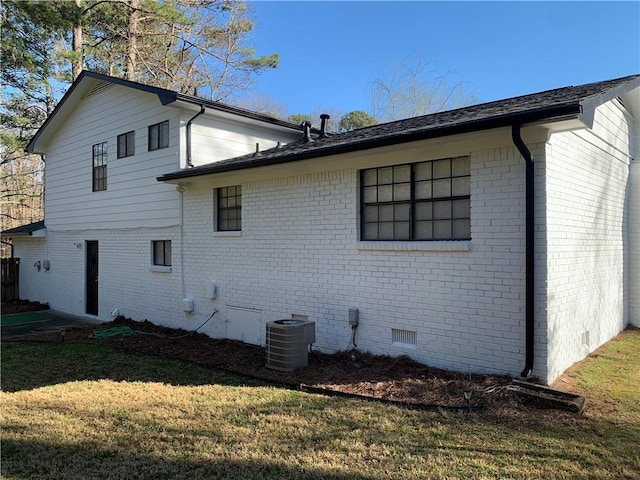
left=72, top=0, right=83, bottom=79
left=125, top=0, right=139, bottom=80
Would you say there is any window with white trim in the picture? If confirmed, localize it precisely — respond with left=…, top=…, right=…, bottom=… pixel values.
left=217, top=186, right=242, bottom=231
left=360, top=157, right=470, bottom=241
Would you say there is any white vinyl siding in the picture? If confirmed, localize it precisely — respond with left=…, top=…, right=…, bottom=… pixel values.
left=43, top=84, right=181, bottom=230
left=188, top=115, right=300, bottom=167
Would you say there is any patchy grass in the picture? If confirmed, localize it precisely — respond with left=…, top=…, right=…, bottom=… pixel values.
left=2, top=330, right=639, bottom=480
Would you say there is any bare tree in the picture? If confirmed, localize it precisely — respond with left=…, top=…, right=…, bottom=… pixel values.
left=369, top=59, right=477, bottom=122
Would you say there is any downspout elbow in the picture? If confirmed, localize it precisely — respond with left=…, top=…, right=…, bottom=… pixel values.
left=512, top=124, right=535, bottom=378
left=186, top=105, right=205, bottom=168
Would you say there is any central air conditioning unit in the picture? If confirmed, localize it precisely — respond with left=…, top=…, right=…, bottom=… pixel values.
left=265, top=319, right=316, bottom=372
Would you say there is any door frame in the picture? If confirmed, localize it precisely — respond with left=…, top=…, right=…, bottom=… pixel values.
left=85, top=240, right=99, bottom=315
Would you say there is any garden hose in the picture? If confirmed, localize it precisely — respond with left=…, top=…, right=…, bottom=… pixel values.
left=89, top=310, right=217, bottom=340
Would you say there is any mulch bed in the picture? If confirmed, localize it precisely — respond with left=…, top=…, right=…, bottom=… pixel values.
left=6, top=300, right=572, bottom=414
left=16, top=318, right=531, bottom=413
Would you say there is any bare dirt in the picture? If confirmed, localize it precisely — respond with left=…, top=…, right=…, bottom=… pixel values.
left=3, top=300, right=563, bottom=414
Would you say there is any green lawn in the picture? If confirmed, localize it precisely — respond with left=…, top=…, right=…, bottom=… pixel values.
left=1, top=329, right=639, bottom=480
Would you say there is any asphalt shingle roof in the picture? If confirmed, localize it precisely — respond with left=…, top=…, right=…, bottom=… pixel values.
left=1, top=220, right=45, bottom=236
left=160, top=73, right=637, bottom=182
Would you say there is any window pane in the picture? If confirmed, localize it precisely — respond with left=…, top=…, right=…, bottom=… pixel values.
left=379, top=223, right=394, bottom=240
left=395, top=222, right=410, bottom=240
left=164, top=241, right=171, bottom=265
left=363, top=186, right=377, bottom=203
left=433, top=159, right=451, bottom=179
left=149, top=125, right=158, bottom=149
left=415, top=181, right=432, bottom=199
left=434, top=220, right=452, bottom=239
left=378, top=167, right=393, bottom=184
left=393, top=183, right=410, bottom=201
left=394, top=203, right=410, bottom=221
left=378, top=185, right=393, bottom=202
left=453, top=199, right=470, bottom=218
left=452, top=177, right=470, bottom=196
left=127, top=132, right=135, bottom=156
left=394, top=165, right=410, bottom=183
left=415, top=221, right=433, bottom=240
left=379, top=204, right=393, bottom=222
left=434, top=201, right=452, bottom=220
left=363, top=223, right=378, bottom=240
left=153, top=242, right=164, bottom=265
left=415, top=202, right=432, bottom=220
left=363, top=206, right=378, bottom=222
left=433, top=179, right=451, bottom=198
left=452, top=157, right=470, bottom=176
left=160, top=121, right=169, bottom=147
left=414, top=162, right=432, bottom=181
left=453, top=219, right=471, bottom=239
left=363, top=169, right=377, bottom=186
left=118, top=135, right=126, bottom=158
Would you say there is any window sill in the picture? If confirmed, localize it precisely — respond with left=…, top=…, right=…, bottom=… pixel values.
left=149, top=265, right=172, bottom=273
left=214, top=231, right=242, bottom=238
left=356, top=241, right=471, bottom=252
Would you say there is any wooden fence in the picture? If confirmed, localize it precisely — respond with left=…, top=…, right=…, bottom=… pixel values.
left=1, top=258, right=20, bottom=302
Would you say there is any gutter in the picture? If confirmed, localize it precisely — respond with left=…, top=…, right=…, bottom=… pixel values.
left=511, top=125, right=535, bottom=378
left=158, top=104, right=582, bottom=182
left=186, top=106, right=205, bottom=168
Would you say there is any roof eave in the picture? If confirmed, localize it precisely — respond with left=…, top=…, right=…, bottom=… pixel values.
left=158, top=103, right=582, bottom=182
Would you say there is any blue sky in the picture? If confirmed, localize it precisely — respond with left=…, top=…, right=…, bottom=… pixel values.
left=239, top=1, right=640, bottom=118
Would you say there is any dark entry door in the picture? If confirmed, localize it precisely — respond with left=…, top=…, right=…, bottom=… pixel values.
left=86, top=241, right=99, bottom=315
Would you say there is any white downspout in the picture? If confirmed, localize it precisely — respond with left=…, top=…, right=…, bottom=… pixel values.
left=629, top=115, right=640, bottom=327
left=176, top=184, right=186, bottom=299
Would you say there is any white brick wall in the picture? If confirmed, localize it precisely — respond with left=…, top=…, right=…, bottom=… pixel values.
left=543, top=101, right=632, bottom=381
left=176, top=144, right=536, bottom=378
left=630, top=159, right=640, bottom=327
left=12, top=227, right=189, bottom=326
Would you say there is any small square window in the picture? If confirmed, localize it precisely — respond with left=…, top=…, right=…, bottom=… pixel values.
left=117, top=131, right=135, bottom=158
left=152, top=240, right=171, bottom=266
left=148, top=120, right=169, bottom=151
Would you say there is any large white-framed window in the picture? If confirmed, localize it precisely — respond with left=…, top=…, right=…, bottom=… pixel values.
left=360, top=157, right=470, bottom=241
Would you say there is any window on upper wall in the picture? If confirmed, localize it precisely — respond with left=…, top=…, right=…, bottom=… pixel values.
left=117, top=131, right=135, bottom=158
left=148, top=120, right=169, bottom=151
left=360, top=157, right=471, bottom=241
left=92, top=141, right=107, bottom=192
left=217, top=186, right=242, bottom=231
left=152, top=240, right=172, bottom=266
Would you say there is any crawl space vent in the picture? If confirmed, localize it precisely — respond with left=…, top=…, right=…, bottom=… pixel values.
left=392, top=328, right=417, bottom=347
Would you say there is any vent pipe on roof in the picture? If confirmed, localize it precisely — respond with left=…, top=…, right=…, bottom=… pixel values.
left=512, top=124, right=535, bottom=378
left=319, top=114, right=330, bottom=138
left=302, top=121, right=314, bottom=143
